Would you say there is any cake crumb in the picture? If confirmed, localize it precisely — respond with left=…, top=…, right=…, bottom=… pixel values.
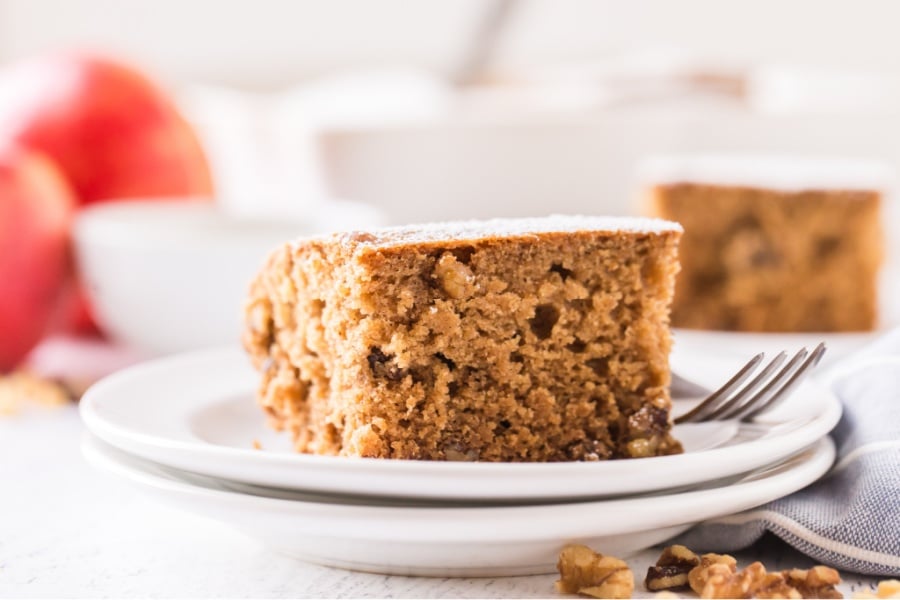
left=0, top=371, right=72, bottom=416
left=252, top=439, right=263, bottom=450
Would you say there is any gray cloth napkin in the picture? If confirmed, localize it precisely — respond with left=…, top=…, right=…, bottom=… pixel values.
left=675, top=328, right=900, bottom=576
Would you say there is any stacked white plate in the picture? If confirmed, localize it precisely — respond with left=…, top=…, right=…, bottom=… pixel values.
left=80, top=344, right=842, bottom=577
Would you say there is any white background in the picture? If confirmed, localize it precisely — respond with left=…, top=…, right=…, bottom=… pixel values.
left=3, top=0, right=900, bottom=87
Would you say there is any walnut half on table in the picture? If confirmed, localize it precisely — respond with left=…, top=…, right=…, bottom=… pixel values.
left=558, top=543, right=900, bottom=599
left=853, top=580, right=900, bottom=599
left=645, top=544, right=702, bottom=591
left=0, top=371, right=73, bottom=415
left=555, top=544, right=635, bottom=599
left=646, top=545, right=843, bottom=599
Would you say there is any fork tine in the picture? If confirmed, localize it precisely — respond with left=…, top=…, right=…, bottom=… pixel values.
left=739, top=342, right=827, bottom=421
left=703, top=351, right=788, bottom=421
left=717, top=346, right=809, bottom=422
left=673, top=352, right=765, bottom=424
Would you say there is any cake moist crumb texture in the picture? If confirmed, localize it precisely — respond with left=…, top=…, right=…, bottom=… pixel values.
left=243, top=216, right=683, bottom=462
left=648, top=182, right=883, bottom=332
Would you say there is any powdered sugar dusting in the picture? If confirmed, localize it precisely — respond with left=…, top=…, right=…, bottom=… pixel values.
left=639, top=156, right=893, bottom=192
left=330, top=215, right=681, bottom=248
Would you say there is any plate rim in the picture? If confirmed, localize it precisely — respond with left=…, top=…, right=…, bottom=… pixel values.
left=82, top=432, right=836, bottom=541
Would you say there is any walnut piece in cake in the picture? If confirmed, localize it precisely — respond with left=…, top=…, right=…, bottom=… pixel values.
left=643, top=157, right=886, bottom=332
left=243, top=216, right=683, bottom=461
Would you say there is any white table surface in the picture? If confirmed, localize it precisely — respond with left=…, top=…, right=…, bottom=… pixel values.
left=0, top=401, right=887, bottom=599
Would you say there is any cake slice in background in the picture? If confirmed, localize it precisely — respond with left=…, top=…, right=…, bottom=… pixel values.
left=243, top=216, right=683, bottom=462
left=642, top=156, right=888, bottom=332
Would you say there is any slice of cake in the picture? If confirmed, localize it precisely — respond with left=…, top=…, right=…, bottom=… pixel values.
left=642, top=157, right=887, bottom=332
left=243, top=216, right=683, bottom=462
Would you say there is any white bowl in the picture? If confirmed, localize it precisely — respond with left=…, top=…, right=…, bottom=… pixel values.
left=73, top=199, right=382, bottom=355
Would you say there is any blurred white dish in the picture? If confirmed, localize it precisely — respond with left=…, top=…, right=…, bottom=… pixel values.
left=83, top=433, right=835, bottom=577
left=73, top=199, right=383, bottom=355
left=79, top=345, right=841, bottom=502
left=672, top=328, right=885, bottom=371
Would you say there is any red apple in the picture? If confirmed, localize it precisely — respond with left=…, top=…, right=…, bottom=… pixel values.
left=0, top=144, right=75, bottom=372
left=0, top=52, right=213, bottom=205
left=0, top=53, right=215, bottom=333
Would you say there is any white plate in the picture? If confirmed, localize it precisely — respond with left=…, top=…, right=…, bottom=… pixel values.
left=79, top=346, right=842, bottom=501
left=83, top=434, right=836, bottom=577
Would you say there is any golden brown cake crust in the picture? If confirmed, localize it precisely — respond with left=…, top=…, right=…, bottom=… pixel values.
left=649, top=183, right=883, bottom=332
left=244, top=216, right=683, bottom=462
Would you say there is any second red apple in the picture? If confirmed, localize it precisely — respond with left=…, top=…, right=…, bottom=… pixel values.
left=0, top=145, right=75, bottom=371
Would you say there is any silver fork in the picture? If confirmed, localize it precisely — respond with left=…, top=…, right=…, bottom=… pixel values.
left=673, top=342, right=828, bottom=424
